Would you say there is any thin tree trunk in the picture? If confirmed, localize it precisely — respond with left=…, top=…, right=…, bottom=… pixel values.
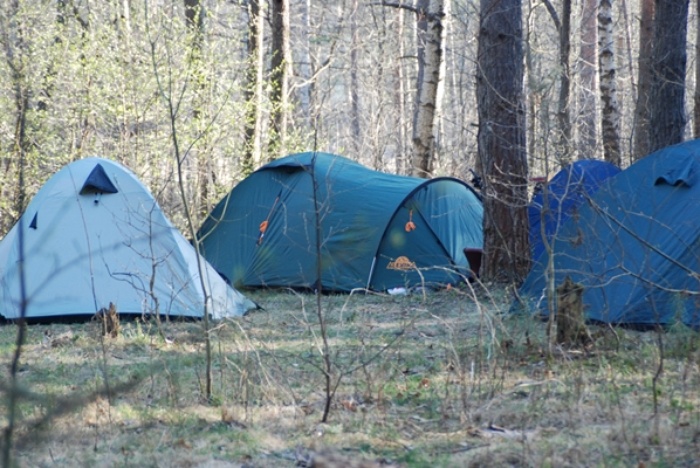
left=577, top=0, right=598, bottom=159
left=394, top=8, right=407, bottom=174
left=350, top=0, right=361, bottom=155
left=270, top=0, right=291, bottom=157
left=293, top=0, right=313, bottom=130
left=598, top=0, right=621, bottom=166
left=184, top=0, right=210, bottom=219
left=633, top=0, right=655, bottom=158
left=476, top=0, right=530, bottom=283
left=242, top=0, right=265, bottom=173
left=411, top=0, right=449, bottom=178
left=557, top=0, right=572, bottom=164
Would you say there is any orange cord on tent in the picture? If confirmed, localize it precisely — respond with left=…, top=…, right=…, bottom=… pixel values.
left=257, top=196, right=279, bottom=245
left=405, top=210, right=416, bottom=232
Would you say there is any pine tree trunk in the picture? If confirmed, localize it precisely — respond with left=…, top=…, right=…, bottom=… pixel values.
left=597, top=0, right=621, bottom=166
left=476, top=0, right=530, bottom=283
left=633, top=0, right=655, bottom=159
left=577, top=0, right=598, bottom=160
left=649, top=0, right=689, bottom=153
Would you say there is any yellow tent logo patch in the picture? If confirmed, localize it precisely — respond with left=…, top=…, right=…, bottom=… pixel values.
left=387, top=256, right=416, bottom=271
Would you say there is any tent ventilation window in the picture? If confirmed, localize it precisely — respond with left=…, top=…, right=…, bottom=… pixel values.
left=80, top=163, right=119, bottom=198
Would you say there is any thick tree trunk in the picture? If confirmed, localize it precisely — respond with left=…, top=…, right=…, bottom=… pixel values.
left=633, top=0, right=655, bottom=159
left=411, top=0, right=448, bottom=178
left=649, top=0, right=689, bottom=153
left=577, top=0, right=598, bottom=159
left=597, top=0, right=621, bottom=166
left=242, top=0, right=265, bottom=173
left=270, top=0, right=291, bottom=156
left=476, top=0, right=530, bottom=283
left=695, top=0, right=700, bottom=138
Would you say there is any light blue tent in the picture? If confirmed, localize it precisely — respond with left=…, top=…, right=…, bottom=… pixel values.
left=528, top=160, right=620, bottom=261
left=0, top=158, right=257, bottom=320
left=516, top=140, right=700, bottom=328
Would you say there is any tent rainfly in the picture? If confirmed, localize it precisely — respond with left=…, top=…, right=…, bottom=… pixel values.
left=198, top=152, right=483, bottom=292
left=528, top=159, right=620, bottom=261
left=516, top=139, right=700, bottom=328
left=0, top=157, right=257, bottom=320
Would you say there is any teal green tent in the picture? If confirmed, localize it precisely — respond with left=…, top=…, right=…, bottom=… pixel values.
left=198, top=152, right=483, bottom=291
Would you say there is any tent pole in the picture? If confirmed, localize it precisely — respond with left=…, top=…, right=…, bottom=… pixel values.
left=366, top=256, right=377, bottom=290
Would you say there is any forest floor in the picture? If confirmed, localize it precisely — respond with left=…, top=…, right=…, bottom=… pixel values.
left=2, top=285, right=700, bottom=467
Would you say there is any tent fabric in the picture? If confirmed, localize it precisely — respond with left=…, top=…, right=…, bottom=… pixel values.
left=0, top=157, right=257, bottom=320
left=528, top=159, right=620, bottom=262
left=198, top=152, right=483, bottom=292
left=516, top=139, right=700, bottom=328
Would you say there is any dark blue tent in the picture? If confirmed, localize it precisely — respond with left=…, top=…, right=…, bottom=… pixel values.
left=529, top=160, right=620, bottom=261
left=516, top=140, right=700, bottom=328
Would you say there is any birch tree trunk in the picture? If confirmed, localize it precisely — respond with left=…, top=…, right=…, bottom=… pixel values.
left=649, top=0, right=689, bottom=153
left=411, top=0, right=449, bottom=178
left=394, top=8, right=408, bottom=174
left=577, top=0, right=598, bottom=159
left=476, top=0, right=530, bottom=283
left=633, top=0, right=655, bottom=159
left=597, top=0, right=621, bottom=166
left=242, top=0, right=265, bottom=173
left=270, top=0, right=291, bottom=157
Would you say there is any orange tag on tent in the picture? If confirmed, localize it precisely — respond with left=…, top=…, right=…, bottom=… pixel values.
left=259, top=220, right=269, bottom=234
left=405, top=210, right=416, bottom=232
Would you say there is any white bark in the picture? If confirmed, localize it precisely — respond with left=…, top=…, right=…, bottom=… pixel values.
left=597, top=0, right=621, bottom=166
left=411, top=0, right=450, bottom=178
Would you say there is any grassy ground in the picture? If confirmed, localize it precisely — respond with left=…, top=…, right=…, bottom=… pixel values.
left=1, top=285, right=699, bottom=467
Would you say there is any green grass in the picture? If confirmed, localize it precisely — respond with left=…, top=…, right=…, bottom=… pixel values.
left=1, top=287, right=699, bottom=467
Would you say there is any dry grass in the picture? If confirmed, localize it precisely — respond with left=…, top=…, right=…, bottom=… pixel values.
left=2, top=286, right=700, bottom=467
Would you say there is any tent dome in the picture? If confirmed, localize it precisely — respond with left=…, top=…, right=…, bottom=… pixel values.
left=198, top=152, right=483, bottom=292
left=528, top=159, right=620, bottom=261
left=0, top=157, right=256, bottom=320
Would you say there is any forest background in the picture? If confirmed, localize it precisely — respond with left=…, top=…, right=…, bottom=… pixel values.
left=1, top=0, right=694, bottom=246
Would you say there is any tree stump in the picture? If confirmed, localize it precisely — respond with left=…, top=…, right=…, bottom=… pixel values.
left=97, top=302, right=120, bottom=338
left=556, top=276, right=590, bottom=346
